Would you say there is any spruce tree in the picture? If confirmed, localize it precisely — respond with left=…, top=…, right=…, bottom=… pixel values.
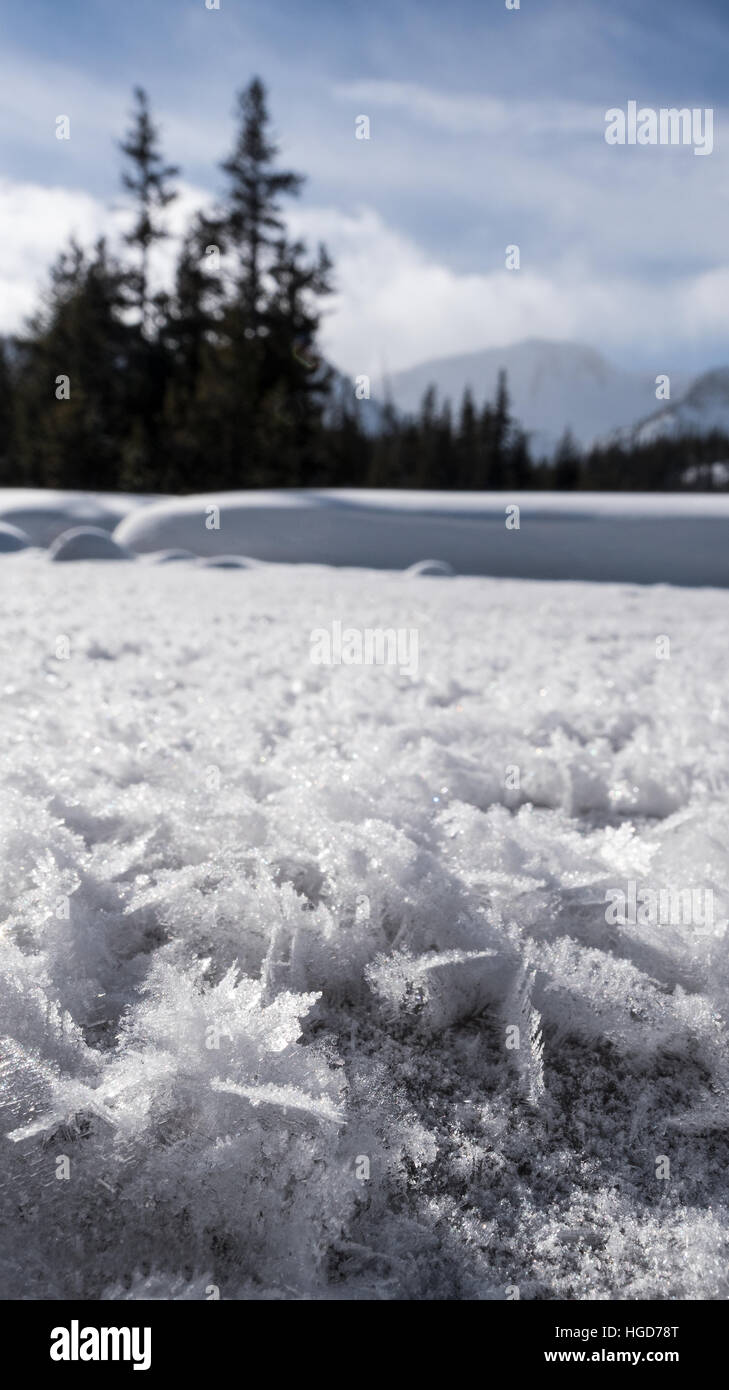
left=367, top=397, right=401, bottom=488
left=456, top=387, right=478, bottom=489
left=217, top=77, right=332, bottom=486
left=507, top=425, right=533, bottom=490
left=478, top=400, right=497, bottom=488
left=553, top=428, right=581, bottom=489
left=414, top=384, right=438, bottom=488
left=117, top=89, right=180, bottom=488
left=0, top=340, right=15, bottom=486
left=12, top=238, right=130, bottom=490
left=119, top=87, right=179, bottom=335
left=221, top=78, right=303, bottom=327
left=490, top=368, right=511, bottom=488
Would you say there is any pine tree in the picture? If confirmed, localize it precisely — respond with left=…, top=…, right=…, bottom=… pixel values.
left=12, top=238, right=130, bottom=490
left=489, top=368, right=511, bottom=488
left=320, top=376, right=370, bottom=487
left=155, top=212, right=227, bottom=489
left=477, top=400, right=498, bottom=488
left=506, top=425, right=533, bottom=490
left=553, top=428, right=581, bottom=489
left=413, top=385, right=439, bottom=488
left=456, top=387, right=478, bottom=489
left=0, top=340, right=15, bottom=486
left=367, top=397, right=402, bottom=488
left=221, top=78, right=303, bottom=328
left=165, top=215, right=220, bottom=388
left=263, top=236, right=334, bottom=483
left=215, top=77, right=333, bottom=486
left=119, top=87, right=179, bottom=336
left=434, top=399, right=453, bottom=490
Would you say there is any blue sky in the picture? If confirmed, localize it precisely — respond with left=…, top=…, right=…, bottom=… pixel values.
left=2, top=0, right=728, bottom=380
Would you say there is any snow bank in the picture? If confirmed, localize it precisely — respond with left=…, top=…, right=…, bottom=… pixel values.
left=2, top=551, right=729, bottom=1300
left=0, top=521, right=30, bottom=552
left=146, top=549, right=198, bottom=564
left=0, top=489, right=161, bottom=548
left=49, top=527, right=134, bottom=562
left=404, top=558, right=454, bottom=578
left=114, top=488, right=729, bottom=586
left=3, top=486, right=729, bottom=586
left=196, top=554, right=260, bottom=569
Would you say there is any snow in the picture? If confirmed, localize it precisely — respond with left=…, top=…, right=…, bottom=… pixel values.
left=0, top=489, right=160, bottom=548
left=0, top=521, right=30, bottom=552
left=2, top=547, right=729, bottom=1300
left=49, top=527, right=134, bottom=562
left=3, top=486, right=729, bottom=587
left=404, top=559, right=455, bottom=577
left=196, top=554, right=261, bottom=570
left=114, top=487, right=729, bottom=587
left=146, top=549, right=198, bottom=564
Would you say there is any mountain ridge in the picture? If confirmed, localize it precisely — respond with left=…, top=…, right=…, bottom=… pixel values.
left=382, top=338, right=700, bottom=454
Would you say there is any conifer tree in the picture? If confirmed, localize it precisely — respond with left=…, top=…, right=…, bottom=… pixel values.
left=216, top=77, right=333, bottom=485
left=507, top=425, right=532, bottom=490
left=12, top=238, right=130, bottom=490
left=413, top=384, right=439, bottom=487
left=221, top=78, right=303, bottom=328
left=553, top=427, right=581, bottom=489
left=0, top=340, right=15, bottom=486
left=119, top=87, right=179, bottom=335
left=367, top=397, right=401, bottom=488
left=489, top=368, right=511, bottom=488
left=456, top=387, right=478, bottom=489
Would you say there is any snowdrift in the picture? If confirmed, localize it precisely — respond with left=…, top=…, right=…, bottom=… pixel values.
left=2, top=487, right=729, bottom=586
left=114, top=488, right=729, bottom=586
left=2, top=552, right=729, bottom=1300
left=49, top=527, right=134, bottom=562
left=0, top=489, right=160, bottom=548
left=0, top=521, right=30, bottom=552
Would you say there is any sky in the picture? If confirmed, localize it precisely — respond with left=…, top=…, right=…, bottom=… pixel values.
left=2, top=0, right=729, bottom=382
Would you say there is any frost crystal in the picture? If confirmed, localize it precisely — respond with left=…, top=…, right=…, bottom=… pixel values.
left=2, top=553, right=729, bottom=1298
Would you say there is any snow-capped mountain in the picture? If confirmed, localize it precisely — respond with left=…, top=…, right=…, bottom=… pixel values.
left=628, top=368, right=729, bottom=445
left=385, top=339, right=691, bottom=454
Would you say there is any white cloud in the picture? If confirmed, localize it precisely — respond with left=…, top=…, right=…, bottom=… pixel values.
left=289, top=204, right=729, bottom=379
left=3, top=181, right=729, bottom=383
left=0, top=179, right=211, bottom=333
left=333, top=81, right=600, bottom=138
left=0, top=181, right=108, bottom=330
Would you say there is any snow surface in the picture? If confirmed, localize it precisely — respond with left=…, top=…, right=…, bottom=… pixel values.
left=49, top=527, right=134, bottom=562
left=0, top=522, right=30, bottom=553
left=2, top=548, right=729, bottom=1300
left=115, top=488, right=729, bottom=587
left=5, top=486, right=729, bottom=588
left=0, top=490, right=159, bottom=548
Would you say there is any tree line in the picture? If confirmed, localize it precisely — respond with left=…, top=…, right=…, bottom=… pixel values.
left=0, top=78, right=726, bottom=496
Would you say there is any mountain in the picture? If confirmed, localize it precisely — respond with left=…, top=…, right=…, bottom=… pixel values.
left=384, top=338, right=691, bottom=455
left=627, top=368, right=729, bottom=445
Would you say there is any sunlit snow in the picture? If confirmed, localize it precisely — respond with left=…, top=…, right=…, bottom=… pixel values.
left=2, top=547, right=729, bottom=1299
